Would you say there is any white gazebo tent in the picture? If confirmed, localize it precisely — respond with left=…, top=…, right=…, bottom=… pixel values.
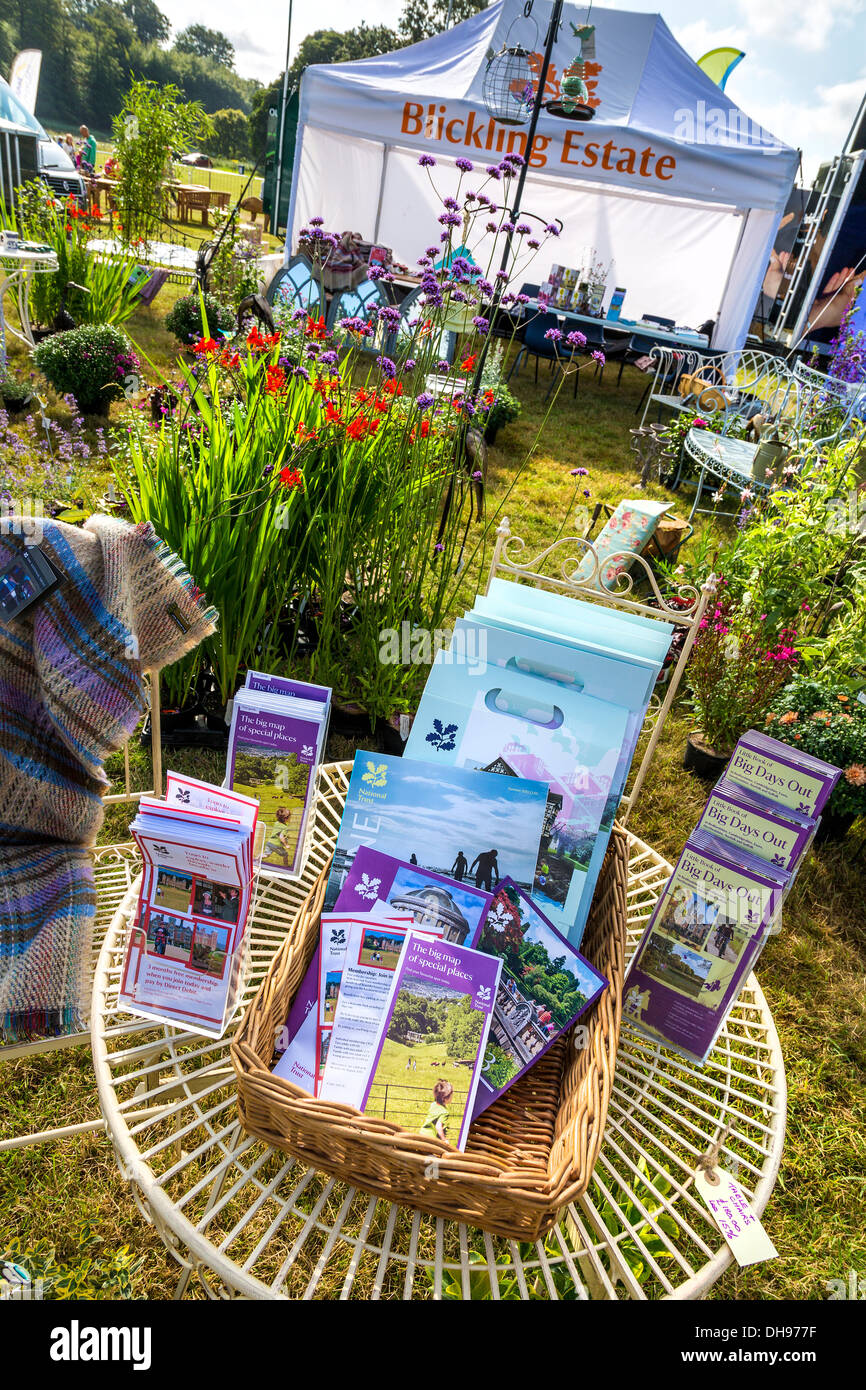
left=287, top=1, right=798, bottom=350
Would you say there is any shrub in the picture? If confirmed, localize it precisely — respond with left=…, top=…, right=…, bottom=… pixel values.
left=33, top=323, right=140, bottom=416
left=165, top=292, right=234, bottom=346
left=0, top=367, right=33, bottom=411
left=686, top=588, right=799, bottom=753
left=766, top=677, right=866, bottom=819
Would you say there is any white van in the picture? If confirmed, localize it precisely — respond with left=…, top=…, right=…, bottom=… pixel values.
left=37, top=139, right=87, bottom=206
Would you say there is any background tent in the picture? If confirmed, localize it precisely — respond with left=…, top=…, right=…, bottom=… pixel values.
left=287, top=1, right=798, bottom=350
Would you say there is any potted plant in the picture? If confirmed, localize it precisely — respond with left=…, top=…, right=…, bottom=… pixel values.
left=484, top=380, right=522, bottom=444
left=765, top=677, right=866, bottom=840
left=32, top=323, right=139, bottom=417
left=0, top=367, right=33, bottom=415
left=165, top=292, right=234, bottom=349
left=478, top=340, right=522, bottom=444
left=684, top=588, right=799, bottom=778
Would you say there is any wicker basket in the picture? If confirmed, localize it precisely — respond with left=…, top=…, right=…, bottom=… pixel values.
left=231, top=825, right=628, bottom=1241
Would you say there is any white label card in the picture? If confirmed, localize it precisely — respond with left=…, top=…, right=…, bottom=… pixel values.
left=694, top=1166, right=778, bottom=1267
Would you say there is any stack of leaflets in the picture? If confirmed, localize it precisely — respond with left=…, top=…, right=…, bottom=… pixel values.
left=625, top=730, right=842, bottom=1063
left=118, top=773, right=258, bottom=1037
left=270, top=748, right=609, bottom=1150
left=405, top=580, right=670, bottom=945
left=226, top=670, right=331, bottom=878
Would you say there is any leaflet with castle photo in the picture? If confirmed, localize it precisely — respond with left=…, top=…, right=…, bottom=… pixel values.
left=472, top=879, right=607, bottom=1117
left=334, top=846, right=493, bottom=948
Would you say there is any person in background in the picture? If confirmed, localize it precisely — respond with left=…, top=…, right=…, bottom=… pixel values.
left=79, top=125, right=97, bottom=176
left=63, top=134, right=76, bottom=162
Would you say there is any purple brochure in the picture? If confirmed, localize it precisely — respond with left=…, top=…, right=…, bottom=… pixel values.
left=360, top=935, right=501, bottom=1151
left=624, top=828, right=789, bottom=1065
left=227, top=704, right=320, bottom=875
left=727, top=730, right=841, bottom=819
left=334, top=846, right=493, bottom=948
left=697, top=777, right=815, bottom=873
left=245, top=671, right=331, bottom=703
left=472, top=879, right=607, bottom=1118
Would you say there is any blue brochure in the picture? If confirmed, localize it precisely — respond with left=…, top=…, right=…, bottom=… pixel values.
left=479, top=578, right=673, bottom=662
left=405, top=646, right=630, bottom=945
left=324, top=753, right=550, bottom=912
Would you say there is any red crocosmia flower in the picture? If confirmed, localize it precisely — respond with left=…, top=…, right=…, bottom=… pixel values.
left=305, top=315, right=328, bottom=341
left=296, top=423, right=318, bottom=442
left=383, top=379, right=403, bottom=396
left=346, top=417, right=371, bottom=440
left=247, top=325, right=270, bottom=350
left=461, top=354, right=478, bottom=372
left=193, top=337, right=219, bottom=355
left=266, top=366, right=287, bottom=394
left=219, top=350, right=240, bottom=368
left=354, top=388, right=370, bottom=405
left=372, top=396, right=390, bottom=413
left=280, top=467, right=303, bottom=490
left=325, top=402, right=343, bottom=425
left=483, top=388, right=495, bottom=405
left=419, top=419, right=431, bottom=438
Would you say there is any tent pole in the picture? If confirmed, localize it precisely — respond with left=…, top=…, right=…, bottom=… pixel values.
left=273, top=0, right=295, bottom=236
left=373, top=146, right=391, bottom=243
left=468, top=0, right=564, bottom=397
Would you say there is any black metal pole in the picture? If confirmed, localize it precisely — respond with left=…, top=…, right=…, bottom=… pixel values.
left=468, top=0, right=563, bottom=399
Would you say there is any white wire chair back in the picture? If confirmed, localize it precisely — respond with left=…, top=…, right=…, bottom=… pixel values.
left=485, top=516, right=714, bottom=823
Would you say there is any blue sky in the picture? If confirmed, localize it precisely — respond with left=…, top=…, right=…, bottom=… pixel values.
left=158, top=1, right=865, bottom=181
left=344, top=756, right=548, bottom=883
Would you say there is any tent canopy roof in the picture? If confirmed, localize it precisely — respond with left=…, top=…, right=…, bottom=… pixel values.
left=301, top=2, right=794, bottom=163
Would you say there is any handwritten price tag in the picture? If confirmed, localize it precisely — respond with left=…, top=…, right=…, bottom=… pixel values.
left=694, top=1166, right=778, bottom=1267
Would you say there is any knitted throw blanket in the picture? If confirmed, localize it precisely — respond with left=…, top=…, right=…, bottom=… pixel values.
left=0, top=515, right=217, bottom=1041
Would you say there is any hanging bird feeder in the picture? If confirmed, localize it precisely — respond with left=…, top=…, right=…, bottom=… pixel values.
left=482, top=42, right=537, bottom=126
left=546, top=15, right=597, bottom=121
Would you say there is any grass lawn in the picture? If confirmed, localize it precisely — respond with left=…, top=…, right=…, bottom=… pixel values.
left=366, top=1038, right=471, bottom=1134
left=0, top=288, right=863, bottom=1301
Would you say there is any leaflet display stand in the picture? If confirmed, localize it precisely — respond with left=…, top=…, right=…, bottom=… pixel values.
left=484, top=516, right=715, bottom=823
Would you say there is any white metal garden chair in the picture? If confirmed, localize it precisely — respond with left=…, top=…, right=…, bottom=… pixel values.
left=678, top=354, right=866, bottom=522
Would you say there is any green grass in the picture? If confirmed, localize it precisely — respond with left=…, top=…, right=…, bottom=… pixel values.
left=0, top=295, right=863, bottom=1300
left=366, top=1037, right=470, bottom=1134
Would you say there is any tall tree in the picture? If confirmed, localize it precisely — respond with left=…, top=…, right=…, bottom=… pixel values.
left=248, top=22, right=402, bottom=158
left=119, top=0, right=170, bottom=46
left=175, top=23, right=234, bottom=69
left=399, top=0, right=487, bottom=44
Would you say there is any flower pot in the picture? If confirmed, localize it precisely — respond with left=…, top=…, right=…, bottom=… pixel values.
left=752, top=439, right=787, bottom=485
left=683, top=730, right=730, bottom=781
left=140, top=705, right=230, bottom=750
left=813, top=811, right=856, bottom=845
left=330, top=700, right=373, bottom=737
left=379, top=711, right=415, bottom=756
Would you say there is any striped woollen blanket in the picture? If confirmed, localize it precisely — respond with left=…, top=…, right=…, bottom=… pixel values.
left=0, top=515, right=217, bottom=1041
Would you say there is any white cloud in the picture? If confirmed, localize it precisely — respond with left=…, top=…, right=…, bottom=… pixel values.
left=743, top=72, right=866, bottom=179
left=737, top=0, right=865, bottom=52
